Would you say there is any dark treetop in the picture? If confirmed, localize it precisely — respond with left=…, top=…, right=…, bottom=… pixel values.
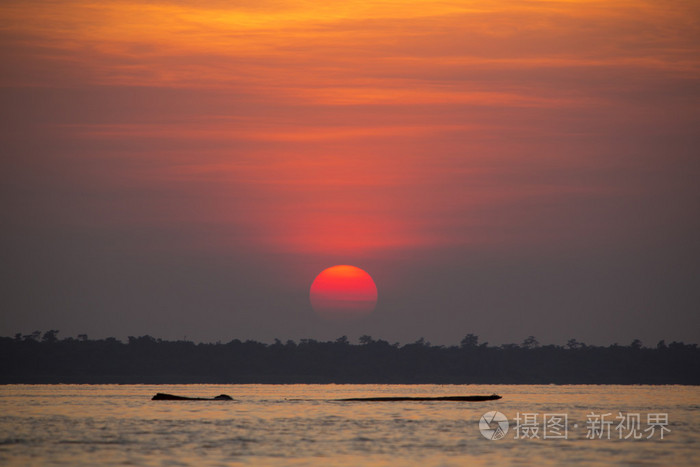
left=1, top=332, right=698, bottom=384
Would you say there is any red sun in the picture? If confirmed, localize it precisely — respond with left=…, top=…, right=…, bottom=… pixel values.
left=310, top=265, right=378, bottom=320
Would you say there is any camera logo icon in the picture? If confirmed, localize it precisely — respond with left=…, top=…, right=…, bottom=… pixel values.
left=480, top=411, right=509, bottom=440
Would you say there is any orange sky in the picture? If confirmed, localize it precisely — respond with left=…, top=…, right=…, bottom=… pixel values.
left=4, top=0, right=697, bottom=255
left=2, top=0, right=699, bottom=344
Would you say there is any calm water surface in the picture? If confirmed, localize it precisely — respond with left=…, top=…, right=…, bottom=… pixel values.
left=1, top=384, right=698, bottom=465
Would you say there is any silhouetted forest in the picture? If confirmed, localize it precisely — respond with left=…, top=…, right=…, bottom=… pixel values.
left=1, top=331, right=698, bottom=384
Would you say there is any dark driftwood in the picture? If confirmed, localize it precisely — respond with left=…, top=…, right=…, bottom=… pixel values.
left=151, top=392, right=500, bottom=402
left=152, top=393, right=233, bottom=401
left=336, top=394, right=502, bottom=402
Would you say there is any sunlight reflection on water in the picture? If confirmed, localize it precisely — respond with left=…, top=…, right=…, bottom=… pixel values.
left=0, top=384, right=698, bottom=466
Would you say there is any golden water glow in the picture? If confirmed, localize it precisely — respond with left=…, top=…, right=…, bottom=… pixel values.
left=1, top=384, right=699, bottom=465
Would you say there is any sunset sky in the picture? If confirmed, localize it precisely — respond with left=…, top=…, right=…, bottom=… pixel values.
left=2, top=0, right=699, bottom=345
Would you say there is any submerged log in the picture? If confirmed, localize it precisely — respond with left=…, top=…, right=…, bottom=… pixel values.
left=152, top=393, right=233, bottom=401
left=336, top=394, right=502, bottom=402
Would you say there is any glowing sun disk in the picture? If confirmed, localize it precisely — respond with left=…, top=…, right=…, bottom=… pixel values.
left=309, top=265, right=378, bottom=320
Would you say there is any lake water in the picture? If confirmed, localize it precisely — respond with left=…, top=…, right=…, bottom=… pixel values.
left=1, top=384, right=698, bottom=465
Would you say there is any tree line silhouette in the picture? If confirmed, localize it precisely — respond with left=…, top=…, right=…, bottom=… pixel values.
left=1, top=331, right=697, bottom=384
